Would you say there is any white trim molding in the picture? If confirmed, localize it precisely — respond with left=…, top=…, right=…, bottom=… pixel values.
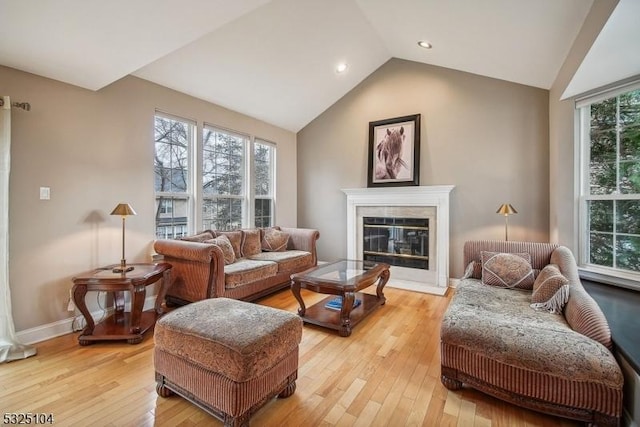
left=342, top=185, right=454, bottom=294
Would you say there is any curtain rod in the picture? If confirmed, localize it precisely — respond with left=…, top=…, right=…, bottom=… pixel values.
left=0, top=98, right=31, bottom=111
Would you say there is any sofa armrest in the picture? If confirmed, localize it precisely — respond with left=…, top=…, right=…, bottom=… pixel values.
left=154, top=239, right=218, bottom=263
left=153, top=239, right=226, bottom=301
left=551, top=246, right=613, bottom=350
left=280, top=227, right=320, bottom=264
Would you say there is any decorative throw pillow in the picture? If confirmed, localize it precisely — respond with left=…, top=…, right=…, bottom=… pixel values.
left=241, top=229, right=262, bottom=257
left=204, top=235, right=236, bottom=265
left=262, top=228, right=290, bottom=252
left=481, top=251, right=535, bottom=289
left=180, top=231, right=214, bottom=242
left=215, top=230, right=243, bottom=259
left=530, top=264, right=569, bottom=314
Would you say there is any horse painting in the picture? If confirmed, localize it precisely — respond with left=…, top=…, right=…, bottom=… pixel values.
left=374, top=126, right=407, bottom=180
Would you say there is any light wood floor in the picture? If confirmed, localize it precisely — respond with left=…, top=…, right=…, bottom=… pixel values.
left=0, top=287, right=579, bottom=426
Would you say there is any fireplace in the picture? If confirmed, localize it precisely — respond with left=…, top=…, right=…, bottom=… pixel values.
left=363, top=217, right=429, bottom=270
left=342, top=186, right=454, bottom=294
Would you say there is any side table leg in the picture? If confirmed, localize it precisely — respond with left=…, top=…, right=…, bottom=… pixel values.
left=376, top=268, right=390, bottom=305
left=155, top=269, right=172, bottom=315
left=130, top=284, right=146, bottom=334
left=339, top=292, right=355, bottom=337
left=291, top=280, right=306, bottom=317
left=73, top=284, right=94, bottom=345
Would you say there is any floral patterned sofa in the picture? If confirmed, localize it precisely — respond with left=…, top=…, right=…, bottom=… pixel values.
left=441, top=240, right=623, bottom=426
left=154, top=227, right=319, bottom=305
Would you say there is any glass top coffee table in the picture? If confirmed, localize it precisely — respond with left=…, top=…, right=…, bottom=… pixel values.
left=290, top=260, right=390, bottom=337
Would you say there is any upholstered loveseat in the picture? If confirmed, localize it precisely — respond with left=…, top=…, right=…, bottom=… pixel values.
left=441, top=241, right=623, bottom=426
left=154, top=227, right=319, bottom=305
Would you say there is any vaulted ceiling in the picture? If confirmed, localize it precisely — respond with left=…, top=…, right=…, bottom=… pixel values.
left=1, top=0, right=637, bottom=132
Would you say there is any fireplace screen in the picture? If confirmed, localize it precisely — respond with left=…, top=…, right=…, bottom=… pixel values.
left=363, top=217, right=428, bottom=270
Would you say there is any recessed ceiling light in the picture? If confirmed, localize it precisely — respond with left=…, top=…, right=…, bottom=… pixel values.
left=335, top=63, right=348, bottom=74
left=418, top=41, right=432, bottom=49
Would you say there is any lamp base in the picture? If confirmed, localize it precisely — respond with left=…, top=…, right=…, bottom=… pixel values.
left=113, top=260, right=134, bottom=273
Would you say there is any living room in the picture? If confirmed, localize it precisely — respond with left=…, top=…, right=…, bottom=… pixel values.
left=1, top=0, right=639, bottom=425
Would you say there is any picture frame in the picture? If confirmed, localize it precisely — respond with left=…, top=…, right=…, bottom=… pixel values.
left=367, top=114, right=420, bottom=187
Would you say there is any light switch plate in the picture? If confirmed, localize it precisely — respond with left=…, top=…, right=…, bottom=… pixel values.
left=39, top=187, right=50, bottom=200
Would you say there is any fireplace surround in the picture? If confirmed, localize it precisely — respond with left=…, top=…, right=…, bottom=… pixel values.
left=342, top=186, right=454, bottom=295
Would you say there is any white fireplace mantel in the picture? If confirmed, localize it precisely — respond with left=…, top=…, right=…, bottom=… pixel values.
left=342, top=185, right=455, bottom=292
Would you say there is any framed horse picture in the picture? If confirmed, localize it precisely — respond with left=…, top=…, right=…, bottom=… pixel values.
left=367, top=114, right=420, bottom=187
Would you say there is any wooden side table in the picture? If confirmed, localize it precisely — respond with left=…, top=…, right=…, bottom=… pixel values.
left=72, top=263, right=172, bottom=345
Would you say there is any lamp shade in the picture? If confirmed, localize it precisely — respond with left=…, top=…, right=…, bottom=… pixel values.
left=110, top=203, right=137, bottom=216
left=496, top=203, right=517, bottom=215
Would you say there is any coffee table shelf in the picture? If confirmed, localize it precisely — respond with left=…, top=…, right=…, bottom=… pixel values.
left=300, top=292, right=382, bottom=334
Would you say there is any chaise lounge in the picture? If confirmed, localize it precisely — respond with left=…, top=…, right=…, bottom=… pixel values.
left=441, top=240, right=623, bottom=426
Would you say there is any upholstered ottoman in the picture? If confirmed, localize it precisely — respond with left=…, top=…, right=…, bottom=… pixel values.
left=154, top=298, right=302, bottom=427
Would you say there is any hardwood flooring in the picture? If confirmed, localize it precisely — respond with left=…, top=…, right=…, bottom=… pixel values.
left=0, top=287, right=579, bottom=426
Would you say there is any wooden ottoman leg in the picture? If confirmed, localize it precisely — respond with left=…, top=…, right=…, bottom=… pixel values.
left=441, top=374, right=463, bottom=390
left=278, top=375, right=297, bottom=399
left=155, top=372, right=174, bottom=398
left=223, top=413, right=250, bottom=427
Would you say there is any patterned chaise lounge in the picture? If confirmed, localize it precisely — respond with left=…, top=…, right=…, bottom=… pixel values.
left=441, top=240, right=623, bottom=426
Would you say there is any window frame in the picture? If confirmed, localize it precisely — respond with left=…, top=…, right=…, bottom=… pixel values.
left=153, top=111, right=195, bottom=240
left=201, top=123, right=249, bottom=231
left=576, top=79, right=640, bottom=288
left=252, top=138, right=276, bottom=228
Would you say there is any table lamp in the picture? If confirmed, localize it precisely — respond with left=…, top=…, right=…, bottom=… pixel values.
left=496, top=203, right=517, bottom=241
left=110, top=203, right=137, bottom=273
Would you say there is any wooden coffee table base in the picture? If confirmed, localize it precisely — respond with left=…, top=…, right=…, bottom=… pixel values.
left=299, top=292, right=384, bottom=337
left=291, top=260, right=390, bottom=337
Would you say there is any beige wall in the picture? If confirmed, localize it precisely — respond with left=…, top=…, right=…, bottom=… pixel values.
left=1, top=66, right=297, bottom=332
left=297, top=58, right=550, bottom=276
left=549, top=0, right=618, bottom=251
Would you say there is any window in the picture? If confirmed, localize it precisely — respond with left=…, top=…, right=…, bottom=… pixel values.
left=254, top=140, right=275, bottom=228
left=202, top=126, right=246, bottom=231
left=154, top=113, right=193, bottom=239
left=578, top=83, right=640, bottom=279
left=154, top=112, right=276, bottom=238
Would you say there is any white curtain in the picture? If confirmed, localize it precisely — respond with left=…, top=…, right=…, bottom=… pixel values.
left=0, top=96, right=36, bottom=363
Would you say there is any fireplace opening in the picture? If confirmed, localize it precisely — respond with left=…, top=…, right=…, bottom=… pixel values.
left=362, top=217, right=429, bottom=270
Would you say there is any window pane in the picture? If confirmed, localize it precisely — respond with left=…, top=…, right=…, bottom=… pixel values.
left=589, top=161, right=617, bottom=195
left=589, top=200, right=613, bottom=233
left=619, top=160, right=640, bottom=194
left=619, top=91, right=640, bottom=192
left=254, top=143, right=272, bottom=196
left=202, top=198, right=242, bottom=231
left=616, top=235, right=640, bottom=272
left=203, top=128, right=245, bottom=197
left=155, top=196, right=188, bottom=239
left=617, top=200, right=640, bottom=234
left=155, top=116, right=189, bottom=193
left=255, top=198, right=272, bottom=228
left=590, top=232, right=613, bottom=267
left=620, top=124, right=640, bottom=161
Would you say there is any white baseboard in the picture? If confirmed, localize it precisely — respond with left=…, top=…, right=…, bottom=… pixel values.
left=386, top=279, right=448, bottom=296
left=16, top=295, right=158, bottom=345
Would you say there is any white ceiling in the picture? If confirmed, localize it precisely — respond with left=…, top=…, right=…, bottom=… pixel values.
left=1, top=0, right=630, bottom=132
left=562, top=0, right=640, bottom=99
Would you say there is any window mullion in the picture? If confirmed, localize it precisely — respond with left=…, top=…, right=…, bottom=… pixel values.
left=246, top=137, right=255, bottom=228
left=193, top=121, right=202, bottom=233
